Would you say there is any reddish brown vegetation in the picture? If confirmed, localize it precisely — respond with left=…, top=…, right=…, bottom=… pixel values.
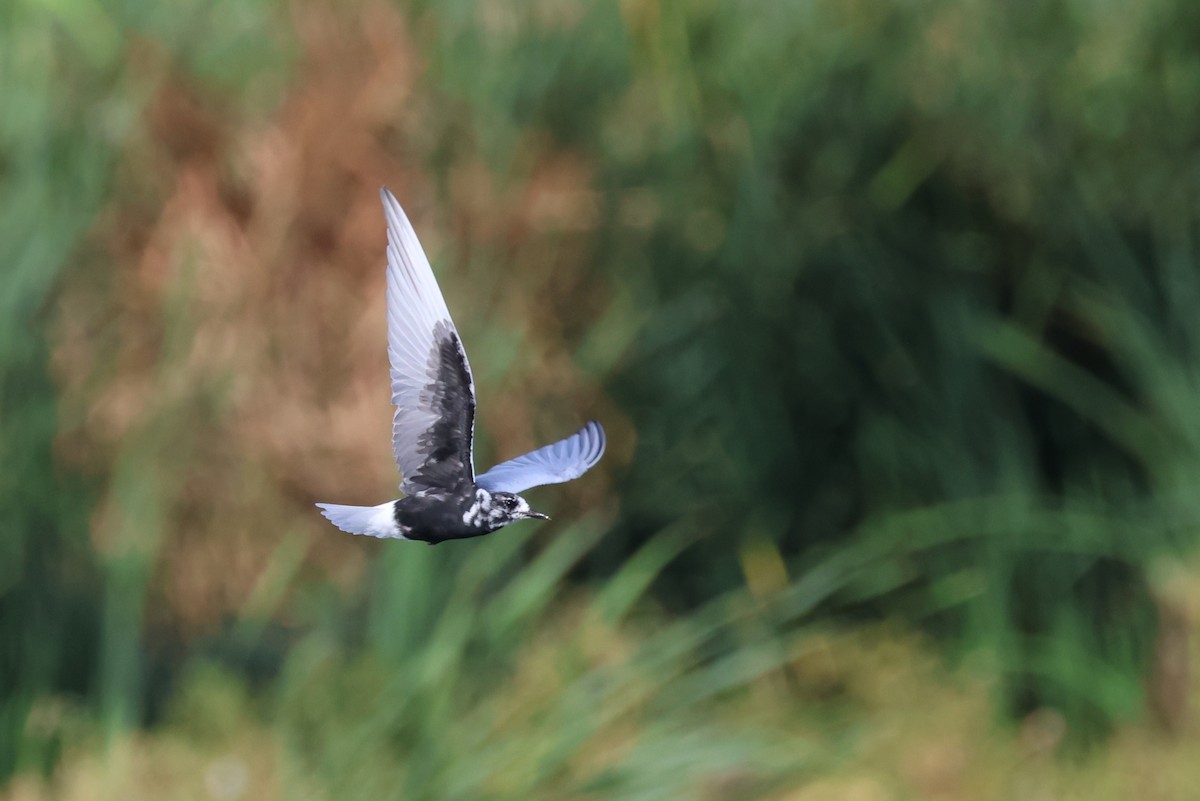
left=52, top=2, right=616, bottom=637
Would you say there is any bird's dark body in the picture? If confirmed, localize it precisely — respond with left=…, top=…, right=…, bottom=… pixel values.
left=393, top=484, right=496, bottom=544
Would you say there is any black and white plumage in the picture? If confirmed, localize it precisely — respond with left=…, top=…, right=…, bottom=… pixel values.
left=316, top=188, right=606, bottom=545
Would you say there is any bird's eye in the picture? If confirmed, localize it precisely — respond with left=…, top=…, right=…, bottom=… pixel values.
left=503, top=496, right=517, bottom=509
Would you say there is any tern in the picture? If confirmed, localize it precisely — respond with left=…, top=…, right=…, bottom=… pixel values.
left=316, top=189, right=606, bottom=544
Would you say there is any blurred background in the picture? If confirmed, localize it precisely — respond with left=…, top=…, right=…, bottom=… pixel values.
left=5, top=0, right=1200, bottom=798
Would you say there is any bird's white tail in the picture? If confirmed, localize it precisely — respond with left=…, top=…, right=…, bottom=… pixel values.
left=315, top=502, right=405, bottom=539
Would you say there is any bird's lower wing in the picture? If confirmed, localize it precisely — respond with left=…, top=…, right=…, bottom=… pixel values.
left=475, top=421, right=606, bottom=494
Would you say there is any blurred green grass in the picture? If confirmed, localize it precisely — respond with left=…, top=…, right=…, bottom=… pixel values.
left=6, top=0, right=1200, bottom=798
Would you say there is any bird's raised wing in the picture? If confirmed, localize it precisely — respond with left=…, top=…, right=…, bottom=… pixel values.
left=475, top=421, right=606, bottom=494
left=381, top=188, right=476, bottom=494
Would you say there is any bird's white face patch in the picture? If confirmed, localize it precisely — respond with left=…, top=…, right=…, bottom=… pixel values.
left=462, top=489, right=535, bottom=528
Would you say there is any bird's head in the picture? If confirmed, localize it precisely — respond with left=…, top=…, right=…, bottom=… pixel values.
left=490, top=491, right=550, bottom=523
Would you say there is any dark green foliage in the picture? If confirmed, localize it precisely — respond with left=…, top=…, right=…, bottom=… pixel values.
left=0, top=8, right=117, bottom=777
left=419, top=0, right=1200, bottom=736
left=6, top=1, right=1200, bottom=782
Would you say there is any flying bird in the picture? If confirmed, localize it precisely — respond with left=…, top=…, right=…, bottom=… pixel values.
left=316, top=188, right=606, bottom=544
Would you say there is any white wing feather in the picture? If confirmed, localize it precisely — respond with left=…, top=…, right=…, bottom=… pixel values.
left=475, top=421, right=606, bottom=494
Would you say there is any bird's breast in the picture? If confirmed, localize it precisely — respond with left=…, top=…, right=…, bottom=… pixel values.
left=393, top=487, right=500, bottom=543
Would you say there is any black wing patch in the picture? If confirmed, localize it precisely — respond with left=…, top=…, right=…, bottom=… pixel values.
left=407, top=321, right=476, bottom=492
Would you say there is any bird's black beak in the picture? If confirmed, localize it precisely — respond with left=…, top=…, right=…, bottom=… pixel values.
left=528, top=510, right=551, bottom=521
